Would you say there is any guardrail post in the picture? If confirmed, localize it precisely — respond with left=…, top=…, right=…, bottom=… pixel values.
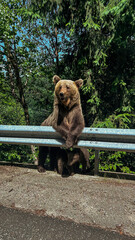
left=94, top=150, right=100, bottom=176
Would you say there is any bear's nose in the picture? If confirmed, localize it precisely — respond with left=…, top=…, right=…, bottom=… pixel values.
left=60, top=92, right=64, bottom=97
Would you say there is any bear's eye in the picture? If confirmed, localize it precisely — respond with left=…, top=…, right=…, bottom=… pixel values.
left=59, top=86, right=62, bottom=90
left=66, top=85, right=70, bottom=89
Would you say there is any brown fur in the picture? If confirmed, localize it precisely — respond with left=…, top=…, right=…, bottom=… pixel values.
left=67, top=148, right=90, bottom=174
left=56, top=148, right=90, bottom=177
left=38, top=75, right=85, bottom=173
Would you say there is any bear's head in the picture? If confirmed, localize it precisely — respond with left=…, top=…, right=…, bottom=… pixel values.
left=53, top=75, right=83, bottom=108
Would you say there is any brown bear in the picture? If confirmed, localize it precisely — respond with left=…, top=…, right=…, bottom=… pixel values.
left=38, top=75, right=85, bottom=173
left=56, top=148, right=90, bottom=177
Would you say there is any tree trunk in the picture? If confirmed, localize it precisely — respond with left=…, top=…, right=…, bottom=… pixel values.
left=55, top=26, right=59, bottom=74
left=6, top=41, right=38, bottom=164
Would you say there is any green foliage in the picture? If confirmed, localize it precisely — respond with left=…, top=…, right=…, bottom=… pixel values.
left=93, top=113, right=135, bottom=129
left=0, top=74, right=25, bottom=125
left=99, top=151, right=135, bottom=174
left=0, top=144, right=34, bottom=164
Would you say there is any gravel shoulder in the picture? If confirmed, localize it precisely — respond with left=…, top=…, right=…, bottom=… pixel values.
left=0, top=165, right=135, bottom=237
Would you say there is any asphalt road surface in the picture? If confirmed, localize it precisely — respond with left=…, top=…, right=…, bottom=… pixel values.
left=0, top=166, right=135, bottom=239
left=0, top=205, right=134, bottom=240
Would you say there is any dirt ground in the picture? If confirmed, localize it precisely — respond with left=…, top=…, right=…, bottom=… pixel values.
left=0, top=165, right=135, bottom=237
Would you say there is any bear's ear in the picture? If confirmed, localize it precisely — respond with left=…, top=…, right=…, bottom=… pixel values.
left=53, top=75, right=61, bottom=85
left=75, top=79, right=83, bottom=89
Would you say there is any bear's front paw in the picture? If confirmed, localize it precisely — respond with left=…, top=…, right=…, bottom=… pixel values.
left=66, top=139, right=74, bottom=148
left=66, top=134, right=78, bottom=148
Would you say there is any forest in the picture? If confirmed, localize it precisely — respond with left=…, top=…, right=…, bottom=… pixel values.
left=0, top=0, right=135, bottom=173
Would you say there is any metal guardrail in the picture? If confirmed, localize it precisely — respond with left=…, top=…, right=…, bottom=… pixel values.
left=0, top=125, right=135, bottom=175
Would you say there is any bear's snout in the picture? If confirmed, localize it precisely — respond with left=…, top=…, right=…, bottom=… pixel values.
left=59, top=92, right=65, bottom=100
left=58, top=90, right=71, bottom=106
left=60, top=92, right=64, bottom=97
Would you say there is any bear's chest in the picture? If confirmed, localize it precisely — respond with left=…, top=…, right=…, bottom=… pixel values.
left=59, top=107, right=75, bottom=126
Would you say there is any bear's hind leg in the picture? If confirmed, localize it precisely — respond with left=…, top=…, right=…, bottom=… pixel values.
left=49, top=147, right=59, bottom=171
left=38, top=146, right=49, bottom=172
